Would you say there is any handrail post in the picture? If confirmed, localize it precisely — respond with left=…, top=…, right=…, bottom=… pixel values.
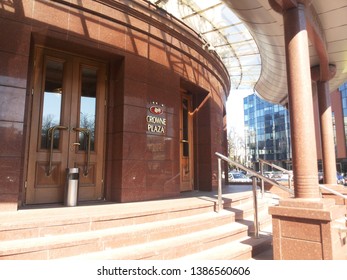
left=260, top=160, right=264, bottom=198
left=252, top=176, right=259, bottom=238
left=217, top=157, right=222, bottom=213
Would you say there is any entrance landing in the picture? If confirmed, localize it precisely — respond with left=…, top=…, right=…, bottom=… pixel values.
left=0, top=185, right=275, bottom=260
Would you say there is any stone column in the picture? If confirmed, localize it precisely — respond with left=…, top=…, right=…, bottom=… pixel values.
left=311, top=65, right=337, bottom=185
left=268, top=0, right=347, bottom=260
left=282, top=3, right=320, bottom=198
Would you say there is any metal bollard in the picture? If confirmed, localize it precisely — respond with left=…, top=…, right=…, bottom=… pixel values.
left=65, top=167, right=79, bottom=207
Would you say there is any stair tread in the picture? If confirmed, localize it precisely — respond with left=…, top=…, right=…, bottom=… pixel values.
left=59, top=222, right=249, bottom=260
left=177, top=238, right=252, bottom=260
left=178, top=227, right=273, bottom=260
left=0, top=210, right=235, bottom=255
left=0, top=192, right=261, bottom=230
left=0, top=190, right=277, bottom=260
left=0, top=198, right=217, bottom=229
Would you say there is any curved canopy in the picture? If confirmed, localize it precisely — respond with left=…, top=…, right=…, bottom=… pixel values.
left=148, top=0, right=262, bottom=91
left=149, top=0, right=347, bottom=105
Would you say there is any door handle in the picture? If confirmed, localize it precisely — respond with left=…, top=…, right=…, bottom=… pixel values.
left=46, top=125, right=69, bottom=176
left=71, top=142, right=80, bottom=152
left=73, top=127, right=91, bottom=176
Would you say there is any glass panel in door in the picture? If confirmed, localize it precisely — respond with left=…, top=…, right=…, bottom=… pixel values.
left=78, top=67, right=97, bottom=151
left=41, top=60, right=64, bottom=150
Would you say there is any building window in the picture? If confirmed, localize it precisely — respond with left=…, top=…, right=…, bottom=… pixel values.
left=243, top=94, right=290, bottom=169
left=339, top=83, right=347, bottom=152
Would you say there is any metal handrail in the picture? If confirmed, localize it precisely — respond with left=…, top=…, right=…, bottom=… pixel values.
left=219, top=154, right=347, bottom=200
left=319, top=185, right=347, bottom=233
left=259, top=160, right=347, bottom=202
left=215, top=153, right=294, bottom=196
left=251, top=176, right=259, bottom=238
left=259, top=159, right=292, bottom=174
left=216, top=153, right=347, bottom=238
left=259, top=159, right=293, bottom=192
left=319, top=184, right=347, bottom=200
left=215, top=152, right=293, bottom=238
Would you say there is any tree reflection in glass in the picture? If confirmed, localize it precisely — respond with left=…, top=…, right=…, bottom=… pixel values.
left=41, top=60, right=63, bottom=149
left=79, top=67, right=97, bottom=151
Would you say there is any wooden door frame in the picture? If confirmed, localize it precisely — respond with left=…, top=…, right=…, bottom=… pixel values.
left=25, top=47, right=72, bottom=204
left=23, top=46, right=108, bottom=205
left=180, top=90, right=194, bottom=192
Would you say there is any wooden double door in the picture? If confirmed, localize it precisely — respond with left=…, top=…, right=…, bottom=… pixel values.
left=25, top=47, right=107, bottom=204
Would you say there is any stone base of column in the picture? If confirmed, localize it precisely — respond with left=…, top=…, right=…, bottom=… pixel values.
left=269, top=198, right=347, bottom=259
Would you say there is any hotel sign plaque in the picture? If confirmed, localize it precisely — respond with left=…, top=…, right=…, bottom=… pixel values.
left=146, top=102, right=166, bottom=134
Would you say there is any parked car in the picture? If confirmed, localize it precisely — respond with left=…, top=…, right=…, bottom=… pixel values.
left=318, top=171, right=344, bottom=185
left=270, top=171, right=285, bottom=181
left=337, top=172, right=344, bottom=185
left=344, top=175, right=347, bottom=186
left=263, top=171, right=273, bottom=178
left=262, top=171, right=293, bottom=182
left=228, top=171, right=252, bottom=183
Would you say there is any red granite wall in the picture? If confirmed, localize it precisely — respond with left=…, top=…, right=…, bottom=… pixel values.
left=0, top=0, right=230, bottom=208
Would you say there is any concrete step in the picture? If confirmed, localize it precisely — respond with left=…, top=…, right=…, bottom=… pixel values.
left=236, top=208, right=272, bottom=235
left=0, top=210, right=236, bottom=260
left=0, top=196, right=224, bottom=242
left=59, top=222, right=249, bottom=260
left=177, top=238, right=252, bottom=260
left=224, top=197, right=273, bottom=235
left=177, top=224, right=273, bottom=260
left=0, top=191, right=262, bottom=242
left=225, top=199, right=267, bottom=219
left=0, top=190, right=275, bottom=260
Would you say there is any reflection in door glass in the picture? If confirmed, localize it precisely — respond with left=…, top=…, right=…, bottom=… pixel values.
left=41, top=60, right=64, bottom=149
left=79, top=67, right=97, bottom=151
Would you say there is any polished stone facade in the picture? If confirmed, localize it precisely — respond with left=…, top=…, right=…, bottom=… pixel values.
left=0, top=0, right=230, bottom=210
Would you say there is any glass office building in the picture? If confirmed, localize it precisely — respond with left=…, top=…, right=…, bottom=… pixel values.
left=339, top=83, right=347, bottom=152
left=244, top=94, right=291, bottom=170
